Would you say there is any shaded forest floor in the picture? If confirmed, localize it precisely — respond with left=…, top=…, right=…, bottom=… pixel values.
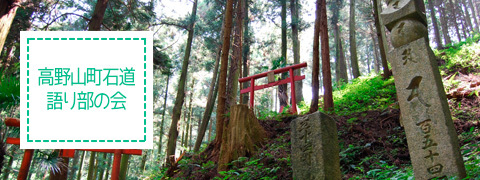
left=155, top=37, right=480, bottom=179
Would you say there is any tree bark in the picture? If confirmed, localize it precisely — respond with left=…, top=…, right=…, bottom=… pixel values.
left=321, top=0, right=333, bottom=111
left=157, top=74, right=170, bottom=160
left=185, top=78, right=195, bottom=149
left=332, top=0, right=348, bottom=84
left=140, top=150, right=148, bottom=174
left=103, top=155, right=112, bottom=180
left=193, top=42, right=221, bottom=152
left=118, top=154, right=130, bottom=180
left=218, top=105, right=266, bottom=171
left=448, top=0, right=462, bottom=42
left=97, top=153, right=107, bottom=180
left=226, top=0, right=244, bottom=110
left=166, top=0, right=197, bottom=160
left=213, top=0, right=234, bottom=157
left=461, top=0, right=473, bottom=34
left=281, top=0, right=287, bottom=66
left=291, top=0, right=304, bottom=103
left=370, top=23, right=380, bottom=74
left=427, top=0, right=443, bottom=48
left=87, top=152, right=96, bottom=180
left=0, top=0, right=21, bottom=55
left=88, top=0, right=109, bottom=31
left=68, top=151, right=80, bottom=180
left=468, top=0, right=479, bottom=31
left=349, top=0, right=360, bottom=79
left=310, top=0, right=322, bottom=113
left=438, top=1, right=452, bottom=45
left=2, top=155, right=13, bottom=180
left=242, top=0, right=251, bottom=105
left=76, top=151, right=86, bottom=180
left=372, top=0, right=391, bottom=79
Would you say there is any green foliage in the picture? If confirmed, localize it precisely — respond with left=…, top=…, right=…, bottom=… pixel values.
left=436, top=33, right=480, bottom=74
left=329, top=74, right=397, bottom=115
left=0, top=69, right=20, bottom=111
left=257, top=106, right=291, bottom=121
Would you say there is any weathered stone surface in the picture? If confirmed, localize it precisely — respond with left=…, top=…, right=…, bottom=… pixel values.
left=291, top=112, right=341, bottom=180
left=387, top=38, right=466, bottom=179
left=381, top=1, right=466, bottom=178
left=381, top=0, right=427, bottom=31
left=390, top=19, right=428, bottom=48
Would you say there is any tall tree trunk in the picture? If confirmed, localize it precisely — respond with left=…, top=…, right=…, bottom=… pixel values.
left=242, top=0, right=251, bottom=105
left=97, top=153, right=107, bottom=180
left=226, top=0, right=244, bottom=109
left=140, top=150, right=148, bottom=174
left=87, top=152, right=96, bottom=180
left=281, top=0, right=287, bottom=66
left=321, top=0, right=333, bottom=111
left=92, top=155, right=99, bottom=180
left=291, top=0, right=304, bottom=103
left=28, top=150, right=38, bottom=180
left=88, top=0, right=109, bottom=31
left=468, top=0, right=479, bottom=31
left=449, top=0, right=462, bottom=42
left=332, top=0, right=348, bottom=84
left=370, top=23, right=380, bottom=73
left=349, top=0, right=360, bottom=79
left=311, top=0, right=321, bottom=113
left=157, top=74, right=170, bottom=160
left=428, top=0, right=443, bottom=48
left=68, top=151, right=80, bottom=180
left=278, top=0, right=288, bottom=108
left=438, top=1, right=452, bottom=45
left=0, top=0, right=21, bottom=55
left=194, top=45, right=221, bottom=152
left=372, top=0, right=391, bottom=79
left=185, top=78, right=195, bottom=149
left=103, top=155, right=112, bottom=180
left=334, top=30, right=348, bottom=84
left=208, top=117, right=213, bottom=142
left=2, top=155, right=13, bottom=180
left=461, top=0, right=473, bottom=34
left=214, top=0, right=234, bottom=157
left=76, top=151, right=86, bottom=180
left=118, top=154, right=130, bottom=180
left=460, top=9, right=469, bottom=38
left=166, top=0, right=197, bottom=160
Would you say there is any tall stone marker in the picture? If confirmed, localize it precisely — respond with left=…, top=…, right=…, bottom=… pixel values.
left=291, top=112, right=341, bottom=180
left=381, top=0, right=466, bottom=179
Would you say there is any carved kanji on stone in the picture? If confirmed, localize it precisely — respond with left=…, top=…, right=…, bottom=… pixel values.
left=380, top=0, right=466, bottom=179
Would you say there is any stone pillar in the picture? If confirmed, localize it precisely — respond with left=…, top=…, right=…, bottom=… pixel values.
left=291, top=112, right=341, bottom=180
left=380, top=0, right=466, bottom=179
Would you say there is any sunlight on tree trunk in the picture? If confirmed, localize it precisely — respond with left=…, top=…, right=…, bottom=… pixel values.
left=166, top=0, right=198, bottom=161
left=0, top=0, right=21, bottom=56
left=291, top=0, right=304, bottom=103
left=76, top=151, right=85, bottom=180
left=349, top=0, right=360, bottom=79
left=213, top=0, right=234, bottom=158
left=310, top=0, right=321, bottom=113
left=372, top=0, right=391, bottom=79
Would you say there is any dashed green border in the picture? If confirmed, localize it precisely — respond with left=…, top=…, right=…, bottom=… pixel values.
left=26, top=37, right=147, bottom=143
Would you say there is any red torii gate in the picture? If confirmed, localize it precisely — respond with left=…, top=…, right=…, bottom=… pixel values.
left=4, top=117, right=142, bottom=180
left=239, top=62, right=307, bottom=114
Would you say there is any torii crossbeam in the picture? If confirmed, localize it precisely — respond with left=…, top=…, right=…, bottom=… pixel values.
left=239, top=62, right=307, bottom=114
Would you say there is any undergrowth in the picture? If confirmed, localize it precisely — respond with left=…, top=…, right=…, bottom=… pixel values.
left=326, top=75, right=397, bottom=115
